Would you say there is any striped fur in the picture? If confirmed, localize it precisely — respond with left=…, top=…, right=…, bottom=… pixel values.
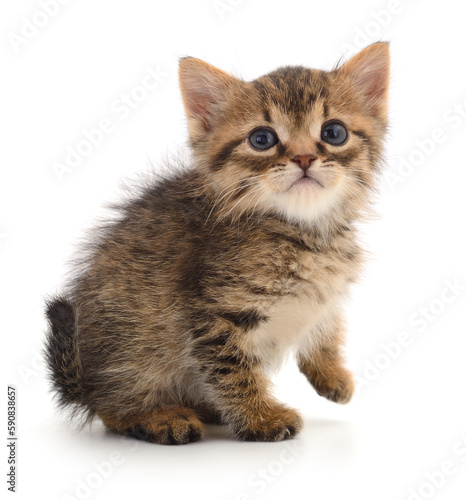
left=45, top=43, right=390, bottom=444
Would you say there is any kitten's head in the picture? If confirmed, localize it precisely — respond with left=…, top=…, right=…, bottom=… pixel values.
left=179, top=43, right=390, bottom=227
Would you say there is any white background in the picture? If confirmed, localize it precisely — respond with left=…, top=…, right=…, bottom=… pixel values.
left=2, top=0, right=466, bottom=499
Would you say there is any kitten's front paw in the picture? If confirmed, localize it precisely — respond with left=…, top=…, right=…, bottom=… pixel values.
left=234, top=405, right=303, bottom=442
left=314, top=369, right=355, bottom=404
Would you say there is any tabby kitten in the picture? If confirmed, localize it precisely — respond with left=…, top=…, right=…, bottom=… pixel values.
left=45, top=43, right=390, bottom=444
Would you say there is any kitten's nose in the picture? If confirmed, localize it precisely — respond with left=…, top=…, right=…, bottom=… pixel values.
left=291, top=154, right=317, bottom=170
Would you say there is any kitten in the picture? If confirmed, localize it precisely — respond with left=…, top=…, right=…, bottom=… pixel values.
left=45, top=42, right=390, bottom=444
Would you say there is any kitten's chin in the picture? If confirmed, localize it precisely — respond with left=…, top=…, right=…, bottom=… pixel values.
left=268, top=184, right=342, bottom=226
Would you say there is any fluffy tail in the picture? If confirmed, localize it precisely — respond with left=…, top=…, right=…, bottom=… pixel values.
left=44, top=296, right=85, bottom=411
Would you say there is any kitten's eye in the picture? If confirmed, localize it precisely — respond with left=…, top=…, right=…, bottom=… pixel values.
left=321, top=121, right=348, bottom=146
left=248, top=128, right=279, bottom=151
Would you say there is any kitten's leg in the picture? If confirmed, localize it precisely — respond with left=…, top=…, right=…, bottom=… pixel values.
left=98, top=406, right=205, bottom=445
left=298, top=315, right=355, bottom=404
left=210, top=367, right=302, bottom=441
left=196, top=336, right=303, bottom=441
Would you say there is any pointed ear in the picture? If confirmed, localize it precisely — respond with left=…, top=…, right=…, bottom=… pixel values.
left=338, top=42, right=390, bottom=118
left=178, top=57, right=237, bottom=139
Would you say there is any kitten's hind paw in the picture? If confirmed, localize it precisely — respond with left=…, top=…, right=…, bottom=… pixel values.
left=100, top=406, right=205, bottom=445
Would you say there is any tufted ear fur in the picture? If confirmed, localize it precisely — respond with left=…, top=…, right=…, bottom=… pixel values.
left=178, top=57, right=238, bottom=140
left=338, top=42, right=390, bottom=118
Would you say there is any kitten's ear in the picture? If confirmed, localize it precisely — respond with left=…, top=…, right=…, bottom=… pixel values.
left=179, top=57, right=237, bottom=138
left=338, top=42, right=390, bottom=118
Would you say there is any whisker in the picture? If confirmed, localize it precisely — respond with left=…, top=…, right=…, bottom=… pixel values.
left=206, top=173, right=269, bottom=228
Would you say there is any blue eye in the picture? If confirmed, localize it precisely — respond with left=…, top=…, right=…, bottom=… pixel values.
left=321, top=121, right=348, bottom=146
left=248, top=128, right=279, bottom=151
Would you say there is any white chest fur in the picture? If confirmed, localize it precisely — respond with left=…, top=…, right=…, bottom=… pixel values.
left=259, top=296, right=330, bottom=368
left=242, top=242, right=357, bottom=369
left=241, top=289, right=341, bottom=371
left=238, top=228, right=360, bottom=370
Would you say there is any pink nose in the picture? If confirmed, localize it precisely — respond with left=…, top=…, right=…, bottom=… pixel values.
left=291, top=154, right=317, bottom=169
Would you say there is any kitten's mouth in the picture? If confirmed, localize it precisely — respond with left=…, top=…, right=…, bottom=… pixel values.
left=289, top=173, right=323, bottom=190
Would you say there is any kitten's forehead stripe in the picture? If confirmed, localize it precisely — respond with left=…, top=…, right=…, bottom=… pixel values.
left=260, top=66, right=316, bottom=127
left=263, top=107, right=271, bottom=123
left=252, top=67, right=333, bottom=130
left=251, top=80, right=272, bottom=123
left=322, top=102, right=329, bottom=119
left=319, top=86, right=329, bottom=99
